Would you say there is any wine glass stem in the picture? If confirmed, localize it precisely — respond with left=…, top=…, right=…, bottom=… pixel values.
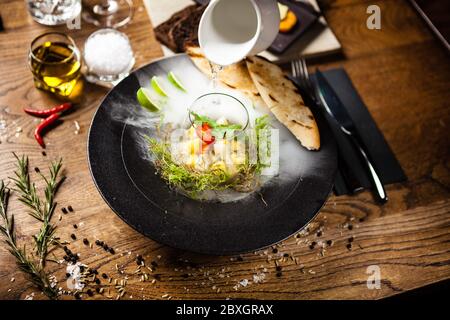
left=94, top=0, right=119, bottom=15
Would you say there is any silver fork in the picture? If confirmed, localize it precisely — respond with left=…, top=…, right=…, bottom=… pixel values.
left=291, top=57, right=317, bottom=102
left=292, top=58, right=388, bottom=202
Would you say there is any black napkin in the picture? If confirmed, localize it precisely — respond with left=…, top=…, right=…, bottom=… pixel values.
left=310, top=68, right=406, bottom=195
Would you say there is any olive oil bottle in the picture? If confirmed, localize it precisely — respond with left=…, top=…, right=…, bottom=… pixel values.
left=29, top=33, right=81, bottom=97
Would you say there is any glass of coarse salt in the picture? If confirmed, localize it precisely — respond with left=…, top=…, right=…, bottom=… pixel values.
left=83, top=28, right=135, bottom=87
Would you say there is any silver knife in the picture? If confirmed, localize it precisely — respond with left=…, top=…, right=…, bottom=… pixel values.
left=315, top=70, right=388, bottom=203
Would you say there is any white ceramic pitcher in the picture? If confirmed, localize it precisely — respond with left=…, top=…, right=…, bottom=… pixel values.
left=198, top=0, right=280, bottom=66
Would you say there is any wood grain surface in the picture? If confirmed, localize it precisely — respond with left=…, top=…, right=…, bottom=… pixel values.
left=0, top=0, right=449, bottom=300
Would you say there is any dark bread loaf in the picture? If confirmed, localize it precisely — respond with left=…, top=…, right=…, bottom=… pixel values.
left=154, top=4, right=206, bottom=53
left=170, top=5, right=206, bottom=52
left=154, top=4, right=199, bottom=52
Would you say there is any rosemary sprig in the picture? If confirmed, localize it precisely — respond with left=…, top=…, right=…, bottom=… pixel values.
left=10, top=154, right=65, bottom=268
left=0, top=180, right=58, bottom=299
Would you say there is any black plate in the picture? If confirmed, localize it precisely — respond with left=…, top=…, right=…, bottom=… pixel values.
left=87, top=54, right=337, bottom=255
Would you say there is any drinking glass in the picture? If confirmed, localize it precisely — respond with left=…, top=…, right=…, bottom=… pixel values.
left=26, top=0, right=82, bottom=26
left=28, top=32, right=82, bottom=97
left=82, top=0, right=133, bottom=28
left=188, top=93, right=249, bottom=140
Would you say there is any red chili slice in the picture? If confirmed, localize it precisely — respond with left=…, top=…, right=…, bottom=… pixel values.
left=24, top=102, right=72, bottom=117
left=201, top=138, right=215, bottom=152
left=34, top=113, right=61, bottom=148
left=197, top=122, right=215, bottom=144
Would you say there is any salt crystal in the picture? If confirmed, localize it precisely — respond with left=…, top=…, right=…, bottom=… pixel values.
left=84, top=30, right=134, bottom=76
left=74, top=120, right=80, bottom=131
left=239, top=279, right=249, bottom=287
left=253, top=273, right=265, bottom=284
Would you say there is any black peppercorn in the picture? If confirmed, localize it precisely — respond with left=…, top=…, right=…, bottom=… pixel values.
left=70, top=234, right=76, bottom=240
left=102, top=273, right=108, bottom=279
left=68, top=205, right=74, bottom=212
left=61, top=207, right=68, bottom=214
left=83, top=238, right=89, bottom=245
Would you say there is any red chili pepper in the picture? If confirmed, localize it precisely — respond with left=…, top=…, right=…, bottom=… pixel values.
left=34, top=113, right=61, bottom=148
left=24, top=102, right=72, bottom=117
left=196, top=122, right=215, bottom=144
left=201, top=139, right=215, bottom=152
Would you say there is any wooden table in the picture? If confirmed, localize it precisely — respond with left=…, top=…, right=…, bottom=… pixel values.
left=0, top=0, right=449, bottom=300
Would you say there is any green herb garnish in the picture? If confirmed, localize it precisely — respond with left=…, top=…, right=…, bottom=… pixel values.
left=255, top=114, right=271, bottom=167
left=190, top=111, right=243, bottom=130
left=0, top=154, right=65, bottom=300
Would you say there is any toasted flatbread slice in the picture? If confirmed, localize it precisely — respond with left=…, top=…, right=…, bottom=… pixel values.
left=246, top=56, right=320, bottom=150
left=186, top=46, right=265, bottom=106
left=185, top=46, right=212, bottom=76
